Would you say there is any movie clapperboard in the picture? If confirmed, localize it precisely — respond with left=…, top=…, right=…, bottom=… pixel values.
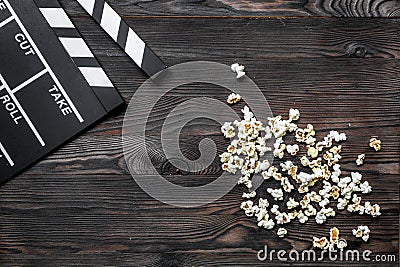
left=0, top=0, right=167, bottom=184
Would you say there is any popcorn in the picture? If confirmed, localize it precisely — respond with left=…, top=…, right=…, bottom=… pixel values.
left=369, top=137, right=381, bottom=151
left=281, top=177, right=294, bottom=192
left=286, top=197, right=299, bottom=209
left=329, top=131, right=347, bottom=142
left=221, top=122, right=235, bottom=138
left=353, top=225, right=370, bottom=242
left=286, top=144, right=299, bottom=156
left=289, top=108, right=300, bottom=121
left=277, top=227, right=287, bottom=238
left=307, top=146, right=319, bottom=158
left=300, top=156, right=310, bottom=167
left=315, top=211, right=327, bottom=224
left=297, top=211, right=308, bottom=223
left=258, top=218, right=275, bottom=229
left=337, top=198, right=349, bottom=210
left=356, top=154, right=365, bottom=166
left=275, top=212, right=290, bottom=224
left=351, top=172, right=362, bottom=184
left=267, top=188, right=284, bottom=201
left=242, top=191, right=256, bottom=199
left=227, top=93, right=241, bottom=104
left=270, top=204, right=280, bottom=215
left=319, top=198, right=330, bottom=207
left=364, top=202, right=381, bottom=217
left=304, top=205, right=317, bottom=217
left=231, top=63, right=245, bottom=78
left=359, top=181, right=372, bottom=194
left=230, top=63, right=240, bottom=72
left=236, top=71, right=246, bottom=79
left=258, top=198, right=270, bottom=209
left=220, top=102, right=382, bottom=248
left=313, top=236, right=329, bottom=250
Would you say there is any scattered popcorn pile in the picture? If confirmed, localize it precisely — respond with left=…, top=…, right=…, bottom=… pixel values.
left=221, top=75, right=382, bottom=249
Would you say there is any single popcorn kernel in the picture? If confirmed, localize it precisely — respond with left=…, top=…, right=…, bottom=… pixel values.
left=227, top=93, right=241, bottom=104
left=369, top=137, right=381, bottom=151
left=277, top=227, right=287, bottom=238
left=231, top=63, right=246, bottom=79
left=356, top=154, right=365, bottom=166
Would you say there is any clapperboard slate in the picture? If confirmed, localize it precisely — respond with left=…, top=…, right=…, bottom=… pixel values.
left=0, top=0, right=125, bottom=184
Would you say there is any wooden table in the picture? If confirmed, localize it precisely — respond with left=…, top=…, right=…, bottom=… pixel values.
left=1, top=0, right=399, bottom=266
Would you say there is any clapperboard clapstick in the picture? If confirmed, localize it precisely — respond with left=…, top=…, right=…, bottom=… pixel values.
left=76, top=0, right=167, bottom=76
left=35, top=0, right=123, bottom=112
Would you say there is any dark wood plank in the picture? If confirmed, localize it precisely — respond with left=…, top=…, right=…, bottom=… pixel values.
left=59, top=0, right=400, bottom=17
left=71, top=17, right=400, bottom=60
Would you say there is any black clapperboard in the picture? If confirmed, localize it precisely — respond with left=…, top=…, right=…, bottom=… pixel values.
left=0, top=0, right=166, bottom=184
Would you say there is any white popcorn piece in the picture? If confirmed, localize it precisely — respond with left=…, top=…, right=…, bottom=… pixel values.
left=227, top=93, right=242, bottom=104
left=288, top=108, right=300, bottom=121
left=275, top=212, right=290, bottom=225
left=337, top=198, right=349, bottom=210
left=338, top=176, right=351, bottom=188
left=359, top=181, right=372, bottom=194
left=286, top=144, right=299, bottom=156
left=307, top=146, right=319, bottom=158
left=369, top=137, right=381, bottom=151
left=280, top=161, right=294, bottom=172
left=304, top=204, right=317, bottom=217
left=287, top=197, right=299, bottom=209
left=315, top=212, right=327, bottom=224
left=267, top=188, right=284, bottom=201
left=330, top=185, right=340, bottom=200
left=351, top=172, right=362, bottom=184
left=329, top=130, right=347, bottom=142
left=277, top=227, right=288, bottom=238
left=258, top=198, right=270, bottom=209
left=364, top=202, right=381, bottom=217
left=319, top=198, right=330, bottom=207
left=230, top=63, right=240, bottom=72
left=236, top=70, right=246, bottom=79
left=242, top=191, right=256, bottom=199
left=258, top=218, right=275, bottom=229
left=356, top=154, right=365, bottom=166
left=270, top=204, right=280, bottom=215
left=297, top=211, right=308, bottom=223
left=300, top=156, right=310, bottom=167
left=219, top=152, right=232, bottom=163
left=221, top=122, right=235, bottom=138
left=256, top=208, right=268, bottom=222
left=313, top=236, right=330, bottom=250
left=352, top=225, right=370, bottom=242
left=281, top=177, right=294, bottom=193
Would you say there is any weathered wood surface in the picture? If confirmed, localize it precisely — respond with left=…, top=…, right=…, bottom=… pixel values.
left=60, top=0, right=400, bottom=17
left=0, top=1, right=399, bottom=266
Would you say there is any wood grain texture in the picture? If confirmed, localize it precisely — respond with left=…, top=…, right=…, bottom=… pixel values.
left=59, top=0, right=400, bottom=17
left=0, top=2, right=399, bottom=266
